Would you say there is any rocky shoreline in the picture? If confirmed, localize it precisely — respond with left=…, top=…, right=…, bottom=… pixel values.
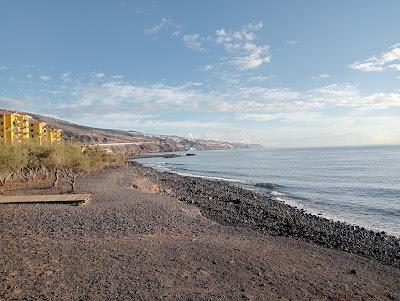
left=130, top=162, right=400, bottom=268
left=1, top=163, right=399, bottom=300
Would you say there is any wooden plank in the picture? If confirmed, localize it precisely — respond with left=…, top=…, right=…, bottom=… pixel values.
left=0, top=194, right=91, bottom=204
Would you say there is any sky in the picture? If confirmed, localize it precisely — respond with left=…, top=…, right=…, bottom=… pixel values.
left=1, top=0, right=400, bottom=147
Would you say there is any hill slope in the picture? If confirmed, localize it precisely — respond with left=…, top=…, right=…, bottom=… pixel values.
left=22, top=111, right=256, bottom=155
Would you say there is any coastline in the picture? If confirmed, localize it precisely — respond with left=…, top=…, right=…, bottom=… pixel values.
left=131, top=162, right=400, bottom=268
left=1, top=163, right=399, bottom=299
left=134, top=146, right=400, bottom=238
left=138, top=159, right=400, bottom=237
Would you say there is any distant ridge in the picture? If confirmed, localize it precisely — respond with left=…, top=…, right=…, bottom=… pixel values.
left=4, top=109, right=260, bottom=155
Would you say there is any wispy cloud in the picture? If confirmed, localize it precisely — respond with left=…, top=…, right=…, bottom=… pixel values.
left=0, top=66, right=8, bottom=71
left=285, top=40, right=298, bottom=47
left=95, top=72, right=105, bottom=79
left=134, top=8, right=148, bottom=16
left=248, top=75, right=276, bottom=82
left=145, top=20, right=271, bottom=75
left=201, top=64, right=215, bottom=71
left=215, top=21, right=271, bottom=70
left=0, top=96, right=33, bottom=107
left=183, top=33, right=206, bottom=51
left=313, top=73, right=330, bottom=80
left=39, top=75, right=51, bottom=81
left=2, top=77, right=400, bottom=146
left=68, top=81, right=400, bottom=116
left=350, top=43, right=400, bottom=72
left=144, top=18, right=183, bottom=36
left=238, top=111, right=321, bottom=122
left=390, top=64, right=400, bottom=71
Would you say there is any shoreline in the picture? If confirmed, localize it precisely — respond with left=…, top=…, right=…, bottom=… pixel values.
left=135, top=152, right=400, bottom=239
left=130, top=162, right=400, bottom=268
left=134, top=159, right=400, bottom=238
left=1, top=163, right=399, bottom=299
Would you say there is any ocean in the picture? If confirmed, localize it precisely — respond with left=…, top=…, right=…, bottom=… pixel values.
left=135, top=145, right=400, bottom=237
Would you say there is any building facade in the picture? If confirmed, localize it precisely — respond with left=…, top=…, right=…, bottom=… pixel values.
left=1, top=110, right=62, bottom=144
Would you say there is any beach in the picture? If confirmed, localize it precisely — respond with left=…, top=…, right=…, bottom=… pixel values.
left=1, top=163, right=399, bottom=300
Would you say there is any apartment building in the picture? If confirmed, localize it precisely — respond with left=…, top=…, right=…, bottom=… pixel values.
left=46, top=127, right=62, bottom=143
left=0, top=110, right=62, bottom=144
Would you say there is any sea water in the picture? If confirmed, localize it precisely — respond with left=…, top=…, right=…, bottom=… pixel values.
left=135, top=145, right=400, bottom=237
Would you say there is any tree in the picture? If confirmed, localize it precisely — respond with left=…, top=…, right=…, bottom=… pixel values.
left=0, top=144, right=28, bottom=186
left=0, top=142, right=126, bottom=192
left=83, top=145, right=109, bottom=171
left=42, top=144, right=64, bottom=187
left=58, top=144, right=90, bottom=193
left=22, top=143, right=52, bottom=181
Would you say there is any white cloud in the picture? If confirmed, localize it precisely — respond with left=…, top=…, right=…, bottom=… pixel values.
left=144, top=18, right=183, bottom=36
left=237, top=86, right=301, bottom=101
left=349, top=61, right=384, bottom=72
left=3, top=75, right=400, bottom=147
left=285, top=40, right=298, bottom=46
left=0, top=66, right=7, bottom=71
left=69, top=81, right=400, bottom=117
left=245, top=21, right=263, bottom=32
left=238, top=113, right=277, bottom=122
left=0, top=96, right=33, bottom=107
left=39, top=75, right=51, bottom=81
left=135, top=8, right=148, bottom=16
left=350, top=43, right=400, bottom=72
left=132, top=119, right=228, bottom=130
left=389, top=64, right=400, bottom=71
left=231, top=43, right=271, bottom=70
left=183, top=34, right=206, bottom=51
left=202, top=64, right=215, bottom=71
left=61, top=72, right=71, bottom=82
left=95, top=72, right=105, bottom=79
left=215, top=21, right=271, bottom=70
left=314, top=73, right=330, bottom=79
left=238, top=111, right=321, bottom=122
left=77, top=82, right=201, bottom=109
left=248, top=75, right=275, bottom=82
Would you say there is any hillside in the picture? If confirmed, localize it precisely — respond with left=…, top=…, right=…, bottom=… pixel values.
left=20, top=111, right=257, bottom=155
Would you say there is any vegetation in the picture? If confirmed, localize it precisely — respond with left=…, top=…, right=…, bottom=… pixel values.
left=0, top=144, right=29, bottom=186
left=0, top=142, right=125, bottom=192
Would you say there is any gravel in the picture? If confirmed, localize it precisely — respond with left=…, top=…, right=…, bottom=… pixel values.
left=131, top=162, right=400, bottom=268
left=0, top=164, right=399, bottom=300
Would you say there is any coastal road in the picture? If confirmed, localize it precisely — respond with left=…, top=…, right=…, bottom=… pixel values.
left=94, top=142, right=153, bottom=146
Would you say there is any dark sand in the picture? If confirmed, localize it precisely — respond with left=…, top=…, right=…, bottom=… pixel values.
left=1, top=165, right=399, bottom=300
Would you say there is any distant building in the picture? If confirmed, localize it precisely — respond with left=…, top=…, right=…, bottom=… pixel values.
left=46, top=127, right=62, bottom=143
left=29, top=119, right=47, bottom=144
left=0, top=110, right=62, bottom=144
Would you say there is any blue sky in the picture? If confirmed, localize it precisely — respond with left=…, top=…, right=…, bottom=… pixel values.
left=1, top=0, right=400, bottom=147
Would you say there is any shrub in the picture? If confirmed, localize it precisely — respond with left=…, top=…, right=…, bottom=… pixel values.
left=58, top=144, right=91, bottom=193
left=22, top=142, right=53, bottom=181
left=0, top=142, right=126, bottom=192
left=0, top=143, right=29, bottom=186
